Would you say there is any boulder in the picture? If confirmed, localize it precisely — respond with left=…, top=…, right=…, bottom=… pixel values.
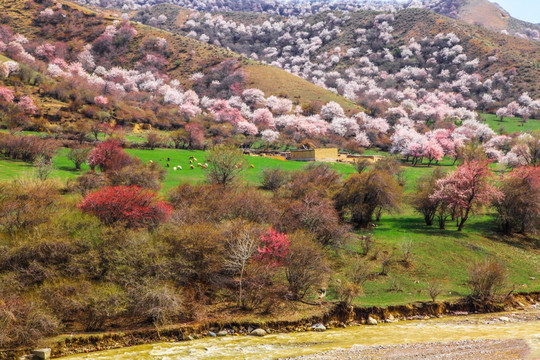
left=217, top=330, right=228, bottom=337
left=367, top=316, right=378, bottom=325
left=250, top=328, right=267, bottom=337
left=311, top=323, right=326, bottom=332
left=208, top=331, right=217, bottom=337
left=31, top=349, right=51, bottom=360
left=499, top=316, right=510, bottom=322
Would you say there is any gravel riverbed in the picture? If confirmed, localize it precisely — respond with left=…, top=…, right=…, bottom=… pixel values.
left=288, top=338, right=532, bottom=360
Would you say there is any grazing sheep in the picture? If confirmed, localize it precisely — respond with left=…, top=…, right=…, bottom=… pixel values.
left=173, top=167, right=177, bottom=171
left=178, top=166, right=182, bottom=170
left=197, top=163, right=202, bottom=167
left=204, top=163, right=208, bottom=167
left=193, top=157, right=197, bottom=161
left=190, top=165, right=194, bottom=169
left=250, top=164, right=254, bottom=168
left=201, top=164, right=208, bottom=169
left=149, top=160, right=153, bottom=163
left=189, top=160, right=193, bottom=164
left=167, top=163, right=170, bottom=167
left=189, top=156, right=195, bottom=159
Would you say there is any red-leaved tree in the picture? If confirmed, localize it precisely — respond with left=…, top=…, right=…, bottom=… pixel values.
left=78, top=185, right=172, bottom=228
left=255, top=228, right=290, bottom=267
left=88, top=139, right=132, bottom=172
left=431, top=160, right=502, bottom=231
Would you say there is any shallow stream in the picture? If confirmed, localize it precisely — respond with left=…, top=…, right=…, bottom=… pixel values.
left=59, top=309, right=540, bottom=359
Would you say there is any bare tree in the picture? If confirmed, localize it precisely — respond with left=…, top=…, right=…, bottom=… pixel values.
left=359, top=234, right=375, bottom=256
left=400, top=239, right=413, bottom=265
left=224, top=230, right=259, bottom=307
left=34, top=155, right=53, bottom=181
left=427, top=281, right=443, bottom=302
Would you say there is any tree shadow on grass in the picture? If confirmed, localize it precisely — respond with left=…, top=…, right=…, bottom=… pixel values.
left=374, top=216, right=469, bottom=239
left=56, top=165, right=84, bottom=173
left=457, top=216, right=539, bottom=251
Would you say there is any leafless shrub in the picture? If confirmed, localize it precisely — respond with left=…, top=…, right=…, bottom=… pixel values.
left=388, top=277, right=403, bottom=292
left=359, top=234, right=375, bottom=256
left=468, top=259, right=508, bottom=300
left=379, top=251, right=393, bottom=276
left=260, top=167, right=289, bottom=191
left=285, top=232, right=330, bottom=300
left=131, top=282, right=185, bottom=327
left=350, top=256, right=372, bottom=286
left=427, top=280, right=443, bottom=302
left=34, top=155, right=53, bottom=181
left=400, top=239, right=413, bottom=265
left=337, top=280, right=362, bottom=306
left=353, top=158, right=370, bottom=173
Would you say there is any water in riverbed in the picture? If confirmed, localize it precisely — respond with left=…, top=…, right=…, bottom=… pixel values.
left=59, top=309, right=540, bottom=360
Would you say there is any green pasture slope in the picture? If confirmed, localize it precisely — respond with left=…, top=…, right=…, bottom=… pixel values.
left=0, top=147, right=356, bottom=190
left=480, top=113, right=540, bottom=134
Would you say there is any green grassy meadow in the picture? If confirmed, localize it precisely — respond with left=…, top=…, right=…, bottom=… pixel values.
left=0, top=147, right=357, bottom=191
left=481, top=113, right=540, bottom=134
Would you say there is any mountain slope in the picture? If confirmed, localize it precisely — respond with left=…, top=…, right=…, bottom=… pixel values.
left=0, top=0, right=360, bottom=113
left=429, top=0, right=540, bottom=38
left=141, top=4, right=540, bottom=100
left=388, top=9, right=540, bottom=98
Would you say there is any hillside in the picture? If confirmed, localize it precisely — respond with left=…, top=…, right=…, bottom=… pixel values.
left=429, top=0, right=540, bottom=39
left=160, top=5, right=540, bottom=99
left=0, top=0, right=360, bottom=129
left=131, top=1, right=540, bottom=150
left=386, top=9, right=540, bottom=98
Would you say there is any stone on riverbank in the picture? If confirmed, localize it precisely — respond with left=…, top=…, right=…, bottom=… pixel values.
left=311, top=323, right=326, bottom=332
left=367, top=317, right=378, bottom=325
left=31, top=349, right=51, bottom=360
left=251, top=328, right=267, bottom=336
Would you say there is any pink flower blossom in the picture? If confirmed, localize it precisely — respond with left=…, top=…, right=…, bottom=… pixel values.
left=94, top=95, right=109, bottom=106
left=0, top=86, right=15, bottom=103
left=18, top=95, right=38, bottom=114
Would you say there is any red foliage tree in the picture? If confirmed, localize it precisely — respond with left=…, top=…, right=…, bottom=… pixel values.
left=254, top=228, right=290, bottom=267
left=78, top=185, right=172, bottom=228
left=431, top=160, right=502, bottom=231
left=87, top=139, right=132, bottom=172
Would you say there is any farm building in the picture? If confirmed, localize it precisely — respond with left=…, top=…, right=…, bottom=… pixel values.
left=289, top=148, right=338, bottom=162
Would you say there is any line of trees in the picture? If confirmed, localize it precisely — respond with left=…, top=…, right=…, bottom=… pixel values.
left=413, top=160, right=540, bottom=234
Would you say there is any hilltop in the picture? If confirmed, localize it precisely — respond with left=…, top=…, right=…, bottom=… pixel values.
left=429, top=0, right=540, bottom=38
